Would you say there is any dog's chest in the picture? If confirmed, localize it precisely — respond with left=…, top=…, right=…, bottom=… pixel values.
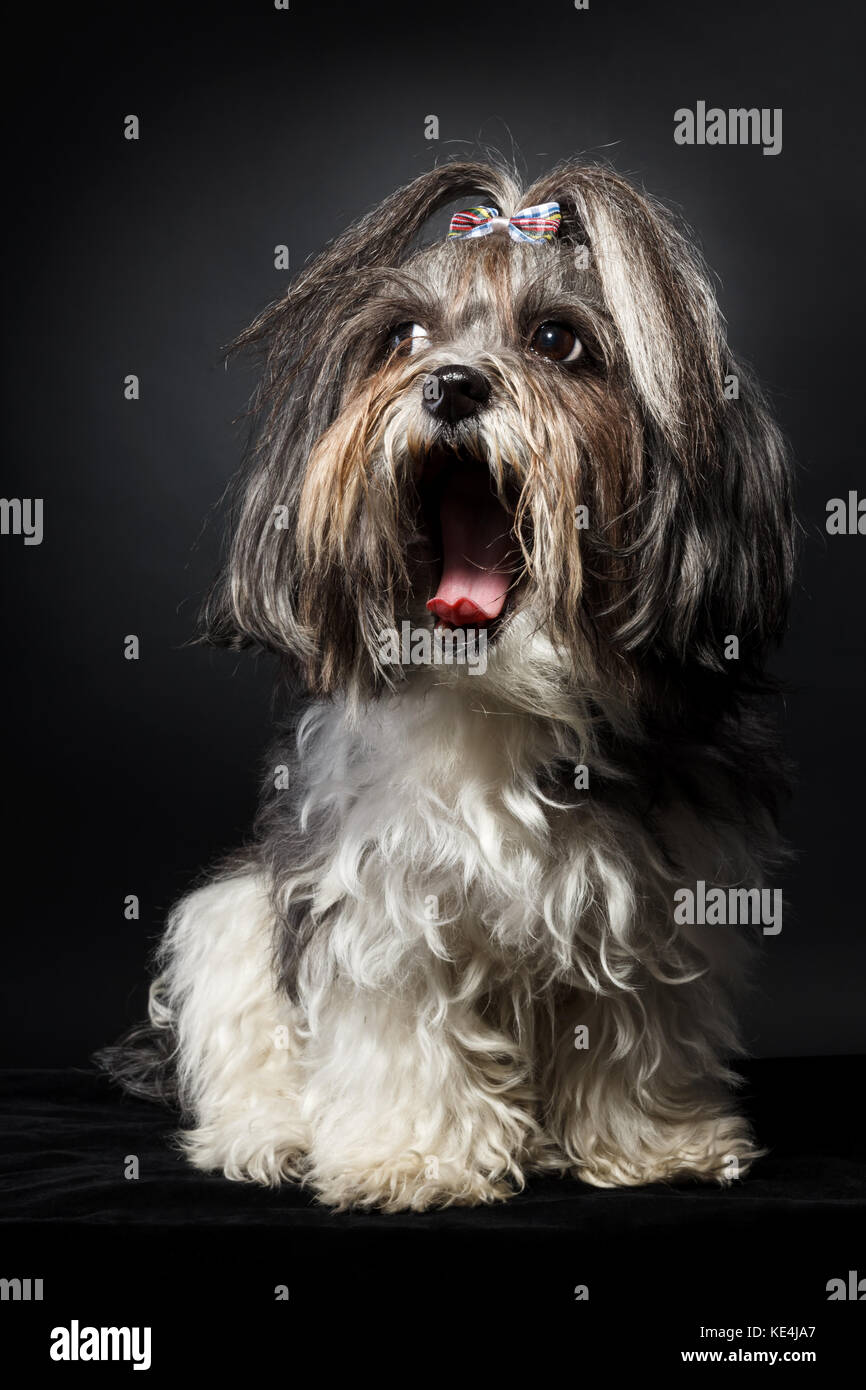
left=302, top=688, right=577, bottom=933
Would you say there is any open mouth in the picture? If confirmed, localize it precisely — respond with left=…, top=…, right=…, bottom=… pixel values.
left=415, top=445, right=520, bottom=630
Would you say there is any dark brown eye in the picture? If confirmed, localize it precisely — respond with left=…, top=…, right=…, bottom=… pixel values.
left=530, top=321, right=582, bottom=363
left=388, top=322, right=429, bottom=356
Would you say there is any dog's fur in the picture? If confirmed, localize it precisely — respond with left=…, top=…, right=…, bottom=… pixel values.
left=100, top=161, right=794, bottom=1210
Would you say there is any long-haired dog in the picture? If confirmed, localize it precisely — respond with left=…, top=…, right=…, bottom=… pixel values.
left=102, top=161, right=794, bottom=1210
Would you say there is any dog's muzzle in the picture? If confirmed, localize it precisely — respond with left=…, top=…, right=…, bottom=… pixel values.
left=416, top=364, right=514, bottom=629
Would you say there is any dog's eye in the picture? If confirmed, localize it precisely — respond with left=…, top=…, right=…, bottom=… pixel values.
left=389, top=322, right=429, bottom=356
left=529, top=321, right=583, bottom=363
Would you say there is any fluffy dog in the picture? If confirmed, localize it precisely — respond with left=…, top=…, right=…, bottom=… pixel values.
left=102, top=161, right=794, bottom=1210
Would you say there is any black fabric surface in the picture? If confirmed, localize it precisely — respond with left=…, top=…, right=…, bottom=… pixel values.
left=1, top=1059, right=864, bottom=1365
left=1, top=1058, right=864, bottom=1232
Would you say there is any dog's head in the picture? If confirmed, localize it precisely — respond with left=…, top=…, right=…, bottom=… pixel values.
left=206, top=161, right=793, bottom=706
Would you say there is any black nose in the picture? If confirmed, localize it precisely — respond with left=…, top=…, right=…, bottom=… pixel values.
left=422, top=364, right=490, bottom=424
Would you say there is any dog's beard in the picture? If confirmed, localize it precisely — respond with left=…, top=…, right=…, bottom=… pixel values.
left=294, top=352, right=641, bottom=697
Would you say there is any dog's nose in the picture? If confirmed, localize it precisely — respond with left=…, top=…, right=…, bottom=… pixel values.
left=422, top=365, right=490, bottom=424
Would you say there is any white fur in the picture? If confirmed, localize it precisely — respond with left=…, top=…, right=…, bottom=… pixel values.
left=151, top=874, right=308, bottom=1184
left=150, top=617, right=760, bottom=1210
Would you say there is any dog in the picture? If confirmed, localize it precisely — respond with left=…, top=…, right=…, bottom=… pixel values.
left=101, top=160, right=794, bottom=1210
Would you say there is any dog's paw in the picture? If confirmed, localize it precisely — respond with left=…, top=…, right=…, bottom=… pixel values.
left=310, top=1151, right=521, bottom=1212
left=180, top=1120, right=308, bottom=1187
left=573, top=1114, right=763, bottom=1189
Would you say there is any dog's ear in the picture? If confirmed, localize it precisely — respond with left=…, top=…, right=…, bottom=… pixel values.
left=617, top=368, right=795, bottom=677
left=526, top=163, right=795, bottom=675
left=203, top=161, right=517, bottom=670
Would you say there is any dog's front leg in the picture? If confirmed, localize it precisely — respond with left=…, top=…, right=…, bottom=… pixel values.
left=300, top=979, right=539, bottom=1211
left=543, top=977, right=762, bottom=1187
left=155, top=874, right=309, bottom=1186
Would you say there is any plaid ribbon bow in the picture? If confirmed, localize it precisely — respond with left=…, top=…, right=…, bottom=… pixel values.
left=447, top=202, right=562, bottom=243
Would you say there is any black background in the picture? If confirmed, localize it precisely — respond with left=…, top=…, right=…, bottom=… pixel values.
left=2, top=0, right=864, bottom=1070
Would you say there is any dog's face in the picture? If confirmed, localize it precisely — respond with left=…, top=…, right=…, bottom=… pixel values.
left=208, top=162, right=793, bottom=706
left=298, top=234, right=633, bottom=661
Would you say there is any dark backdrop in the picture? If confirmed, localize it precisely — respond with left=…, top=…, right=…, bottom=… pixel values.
left=2, top=0, right=863, bottom=1064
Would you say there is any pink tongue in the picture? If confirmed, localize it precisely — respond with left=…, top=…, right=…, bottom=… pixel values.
left=426, top=469, right=513, bottom=626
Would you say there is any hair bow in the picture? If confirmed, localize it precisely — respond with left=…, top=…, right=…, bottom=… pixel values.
left=448, top=203, right=562, bottom=243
